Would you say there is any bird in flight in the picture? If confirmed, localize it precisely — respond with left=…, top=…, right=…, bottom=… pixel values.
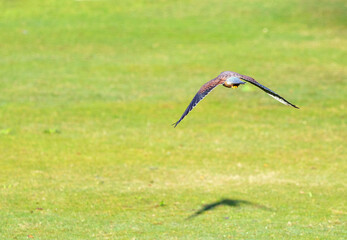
left=173, top=71, right=299, bottom=127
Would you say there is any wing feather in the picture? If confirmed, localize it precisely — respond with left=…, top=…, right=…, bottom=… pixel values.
left=240, top=75, right=299, bottom=109
left=173, top=78, right=224, bottom=127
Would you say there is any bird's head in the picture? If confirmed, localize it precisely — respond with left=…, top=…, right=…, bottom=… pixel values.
left=225, top=76, right=246, bottom=88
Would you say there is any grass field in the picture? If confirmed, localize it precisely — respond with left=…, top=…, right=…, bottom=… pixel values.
left=0, top=0, right=346, bottom=239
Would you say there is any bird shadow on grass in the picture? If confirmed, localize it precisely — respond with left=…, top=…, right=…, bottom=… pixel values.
left=186, top=198, right=272, bottom=220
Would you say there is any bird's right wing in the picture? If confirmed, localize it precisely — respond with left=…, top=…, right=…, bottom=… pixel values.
left=240, top=74, right=299, bottom=109
left=173, top=78, right=225, bottom=127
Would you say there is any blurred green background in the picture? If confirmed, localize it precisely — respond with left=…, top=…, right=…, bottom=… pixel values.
left=0, top=0, right=346, bottom=239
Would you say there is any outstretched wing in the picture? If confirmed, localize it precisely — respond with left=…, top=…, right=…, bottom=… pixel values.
left=240, top=74, right=299, bottom=109
left=173, top=78, right=225, bottom=127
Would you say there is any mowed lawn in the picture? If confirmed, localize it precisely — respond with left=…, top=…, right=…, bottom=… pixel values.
left=0, top=0, right=346, bottom=239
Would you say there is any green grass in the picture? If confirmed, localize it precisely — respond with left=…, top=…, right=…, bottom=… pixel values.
left=0, top=0, right=346, bottom=239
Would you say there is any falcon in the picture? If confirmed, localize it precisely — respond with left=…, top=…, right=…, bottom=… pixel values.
left=173, top=71, right=299, bottom=127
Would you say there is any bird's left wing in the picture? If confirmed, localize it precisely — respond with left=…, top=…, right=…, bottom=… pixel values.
left=240, top=74, right=299, bottom=109
left=173, top=78, right=225, bottom=127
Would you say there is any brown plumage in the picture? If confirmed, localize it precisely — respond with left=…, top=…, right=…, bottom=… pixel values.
left=173, top=71, right=299, bottom=127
